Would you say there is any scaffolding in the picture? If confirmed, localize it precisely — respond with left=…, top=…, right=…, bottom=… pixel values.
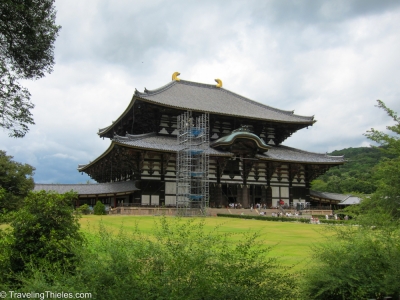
left=176, top=111, right=209, bottom=216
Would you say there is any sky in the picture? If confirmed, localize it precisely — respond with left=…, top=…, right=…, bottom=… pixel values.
left=1, top=0, right=400, bottom=184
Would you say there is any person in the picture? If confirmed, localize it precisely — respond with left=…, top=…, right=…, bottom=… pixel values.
left=250, top=205, right=253, bottom=211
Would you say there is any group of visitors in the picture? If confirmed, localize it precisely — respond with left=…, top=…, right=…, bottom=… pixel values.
left=250, top=203, right=268, bottom=211
left=310, top=217, right=320, bottom=224
left=228, top=203, right=242, bottom=209
left=270, top=212, right=300, bottom=217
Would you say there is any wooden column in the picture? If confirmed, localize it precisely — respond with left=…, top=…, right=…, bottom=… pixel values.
left=216, top=158, right=228, bottom=207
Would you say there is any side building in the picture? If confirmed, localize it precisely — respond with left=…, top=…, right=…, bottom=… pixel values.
left=78, top=73, right=345, bottom=209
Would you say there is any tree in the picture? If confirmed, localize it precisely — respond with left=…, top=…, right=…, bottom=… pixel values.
left=0, top=0, right=61, bottom=137
left=304, top=101, right=400, bottom=299
left=364, top=100, right=400, bottom=218
left=6, top=191, right=83, bottom=274
left=0, top=150, right=35, bottom=211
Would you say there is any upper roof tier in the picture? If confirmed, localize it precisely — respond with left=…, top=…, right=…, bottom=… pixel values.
left=135, top=80, right=314, bottom=123
left=98, top=78, right=315, bottom=137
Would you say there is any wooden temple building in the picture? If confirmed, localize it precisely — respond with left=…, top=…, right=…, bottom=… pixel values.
left=78, top=73, right=345, bottom=209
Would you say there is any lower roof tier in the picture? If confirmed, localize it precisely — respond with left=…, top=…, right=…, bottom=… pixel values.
left=78, top=132, right=344, bottom=182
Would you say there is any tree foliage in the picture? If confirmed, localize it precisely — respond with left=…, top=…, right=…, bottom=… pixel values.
left=305, top=101, right=400, bottom=299
left=0, top=190, right=83, bottom=277
left=2, top=217, right=300, bottom=299
left=311, top=146, right=393, bottom=194
left=363, top=100, right=400, bottom=218
left=0, top=0, right=60, bottom=137
left=93, top=200, right=106, bottom=215
left=303, top=224, right=400, bottom=300
left=0, top=150, right=35, bottom=211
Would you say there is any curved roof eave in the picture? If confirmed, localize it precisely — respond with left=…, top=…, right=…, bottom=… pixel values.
left=78, top=142, right=117, bottom=172
left=97, top=94, right=137, bottom=136
left=135, top=96, right=316, bottom=125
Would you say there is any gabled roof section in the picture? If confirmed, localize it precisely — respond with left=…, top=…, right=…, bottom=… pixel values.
left=98, top=79, right=316, bottom=137
left=136, top=80, right=315, bottom=123
left=211, top=126, right=271, bottom=152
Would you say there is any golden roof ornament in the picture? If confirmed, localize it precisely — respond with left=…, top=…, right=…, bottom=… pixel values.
left=215, top=78, right=222, bottom=88
left=172, top=72, right=180, bottom=81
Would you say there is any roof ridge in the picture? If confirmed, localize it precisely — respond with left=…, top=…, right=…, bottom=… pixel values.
left=138, top=79, right=314, bottom=121
left=186, top=80, right=314, bottom=121
left=136, top=81, right=177, bottom=96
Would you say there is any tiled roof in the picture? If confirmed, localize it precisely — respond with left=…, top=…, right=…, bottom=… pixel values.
left=114, top=133, right=231, bottom=156
left=79, top=133, right=344, bottom=171
left=311, top=190, right=350, bottom=201
left=310, top=190, right=361, bottom=205
left=34, top=181, right=139, bottom=195
left=338, top=196, right=362, bottom=205
left=135, top=80, right=315, bottom=123
left=256, top=145, right=345, bottom=164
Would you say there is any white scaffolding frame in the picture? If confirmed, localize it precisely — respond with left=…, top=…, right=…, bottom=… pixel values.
left=176, top=111, right=209, bottom=216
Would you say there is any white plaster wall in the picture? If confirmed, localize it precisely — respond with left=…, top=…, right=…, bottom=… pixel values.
left=142, top=195, right=150, bottom=205
left=165, top=182, right=176, bottom=194
left=152, top=195, right=159, bottom=205
left=165, top=196, right=176, bottom=205
left=280, top=186, right=289, bottom=198
left=272, top=186, right=280, bottom=198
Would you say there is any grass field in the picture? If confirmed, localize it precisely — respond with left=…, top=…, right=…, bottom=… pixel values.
left=80, top=215, right=330, bottom=268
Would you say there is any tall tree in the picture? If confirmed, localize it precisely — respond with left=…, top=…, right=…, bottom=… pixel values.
left=364, top=100, right=400, bottom=218
left=0, top=0, right=60, bottom=137
left=0, top=150, right=35, bottom=211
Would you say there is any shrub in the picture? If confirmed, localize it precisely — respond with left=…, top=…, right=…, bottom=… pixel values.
left=76, top=204, right=90, bottom=215
left=3, top=217, right=301, bottom=299
left=93, top=201, right=106, bottom=215
left=303, top=224, right=400, bottom=299
left=0, top=191, right=84, bottom=277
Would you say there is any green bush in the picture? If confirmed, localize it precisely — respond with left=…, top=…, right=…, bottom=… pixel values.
left=303, top=224, right=400, bottom=299
left=0, top=190, right=84, bottom=278
left=2, top=217, right=301, bottom=299
left=217, top=213, right=311, bottom=223
left=76, top=204, right=90, bottom=215
left=217, top=214, right=349, bottom=225
left=93, top=201, right=106, bottom=215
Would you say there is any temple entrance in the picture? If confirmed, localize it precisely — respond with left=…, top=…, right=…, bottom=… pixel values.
left=222, top=184, right=237, bottom=205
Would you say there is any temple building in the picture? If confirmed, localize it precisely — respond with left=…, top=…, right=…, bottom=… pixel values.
left=78, top=72, right=344, bottom=208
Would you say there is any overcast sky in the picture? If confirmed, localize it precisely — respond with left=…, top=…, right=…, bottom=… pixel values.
left=1, top=0, right=400, bottom=184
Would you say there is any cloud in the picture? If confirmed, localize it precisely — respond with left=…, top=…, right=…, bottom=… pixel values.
left=2, top=0, right=400, bottom=183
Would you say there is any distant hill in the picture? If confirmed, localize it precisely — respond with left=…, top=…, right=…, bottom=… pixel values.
left=311, top=147, right=393, bottom=194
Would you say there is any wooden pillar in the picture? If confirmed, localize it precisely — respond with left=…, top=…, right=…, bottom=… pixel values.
left=304, top=165, right=311, bottom=202
left=160, top=155, right=165, bottom=206
left=242, top=185, right=249, bottom=208
left=113, top=194, right=117, bottom=208
left=215, top=158, right=228, bottom=207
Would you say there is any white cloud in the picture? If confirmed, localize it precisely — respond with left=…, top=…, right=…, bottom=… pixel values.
left=2, top=0, right=400, bottom=183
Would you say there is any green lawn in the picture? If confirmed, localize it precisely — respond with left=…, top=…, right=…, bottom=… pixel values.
left=80, top=215, right=329, bottom=268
